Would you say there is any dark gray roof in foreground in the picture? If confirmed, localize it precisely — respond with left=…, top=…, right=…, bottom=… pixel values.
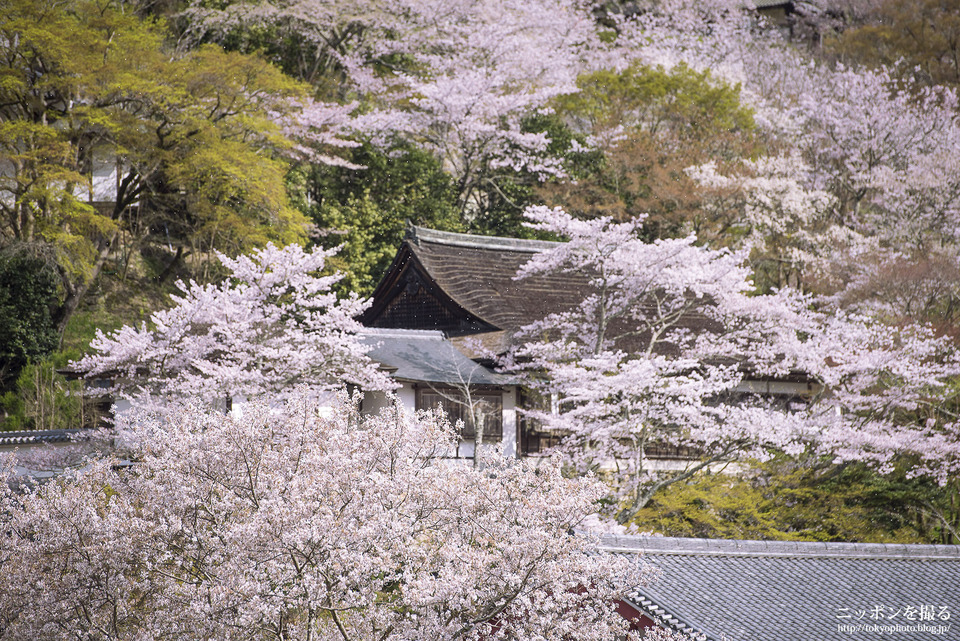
left=601, top=535, right=960, bottom=641
left=361, top=328, right=513, bottom=386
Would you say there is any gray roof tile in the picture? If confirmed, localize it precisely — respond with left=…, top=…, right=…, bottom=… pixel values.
left=364, top=226, right=717, bottom=350
left=0, top=429, right=83, bottom=448
left=601, top=536, right=960, bottom=641
left=361, top=328, right=512, bottom=386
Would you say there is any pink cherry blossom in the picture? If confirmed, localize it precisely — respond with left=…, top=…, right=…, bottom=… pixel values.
left=0, top=391, right=654, bottom=639
left=74, top=243, right=393, bottom=416
left=509, top=207, right=960, bottom=523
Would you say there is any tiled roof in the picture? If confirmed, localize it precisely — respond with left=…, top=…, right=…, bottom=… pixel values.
left=363, top=225, right=588, bottom=333
left=752, top=0, right=791, bottom=9
left=404, top=226, right=586, bottom=331
left=0, top=429, right=83, bottom=448
left=408, top=226, right=560, bottom=254
left=362, top=226, right=762, bottom=360
left=602, top=535, right=960, bottom=641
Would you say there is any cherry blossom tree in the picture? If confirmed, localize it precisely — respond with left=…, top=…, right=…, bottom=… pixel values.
left=74, top=243, right=392, bottom=414
left=281, top=99, right=366, bottom=169
left=685, top=152, right=837, bottom=291
left=685, top=60, right=960, bottom=320
left=341, top=0, right=597, bottom=216
left=605, top=0, right=960, bottom=328
left=179, top=0, right=960, bottom=315
left=784, top=69, right=960, bottom=323
left=184, top=0, right=598, bottom=218
left=606, top=0, right=960, bottom=245
left=177, top=0, right=376, bottom=86
left=509, top=206, right=960, bottom=524
left=0, top=391, right=653, bottom=640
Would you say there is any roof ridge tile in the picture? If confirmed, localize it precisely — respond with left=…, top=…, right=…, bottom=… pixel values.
left=407, top=225, right=560, bottom=253
left=600, top=535, right=960, bottom=560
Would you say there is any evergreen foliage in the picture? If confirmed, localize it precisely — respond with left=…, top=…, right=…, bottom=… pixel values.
left=0, top=251, right=61, bottom=390
left=545, top=62, right=760, bottom=242
left=293, top=142, right=462, bottom=295
left=0, top=0, right=312, bottom=332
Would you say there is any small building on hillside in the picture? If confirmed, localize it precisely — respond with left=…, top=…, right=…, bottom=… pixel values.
left=361, top=225, right=586, bottom=457
left=602, top=535, right=960, bottom=641
left=361, top=225, right=817, bottom=459
left=360, top=328, right=519, bottom=459
left=753, top=0, right=795, bottom=38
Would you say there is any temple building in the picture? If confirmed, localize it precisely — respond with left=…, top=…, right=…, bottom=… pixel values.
left=359, top=225, right=816, bottom=461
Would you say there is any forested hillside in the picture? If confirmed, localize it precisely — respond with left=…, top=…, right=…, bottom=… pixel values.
left=2, top=0, right=959, bottom=543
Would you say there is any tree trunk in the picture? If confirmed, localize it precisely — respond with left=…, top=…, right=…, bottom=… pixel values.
left=54, top=229, right=119, bottom=336
left=157, top=245, right=183, bottom=285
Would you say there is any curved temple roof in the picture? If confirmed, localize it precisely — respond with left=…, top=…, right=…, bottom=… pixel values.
left=362, top=225, right=586, bottom=335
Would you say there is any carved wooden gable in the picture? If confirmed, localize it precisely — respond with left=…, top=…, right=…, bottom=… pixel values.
left=363, top=247, right=494, bottom=334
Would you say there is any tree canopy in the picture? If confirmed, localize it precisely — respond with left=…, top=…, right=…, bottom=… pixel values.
left=0, top=392, right=652, bottom=639
left=0, top=0, right=314, bottom=332
left=4, top=0, right=960, bottom=554
left=509, top=206, right=960, bottom=523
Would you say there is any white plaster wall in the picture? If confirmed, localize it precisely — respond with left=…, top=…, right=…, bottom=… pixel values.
left=363, top=383, right=519, bottom=462
left=90, top=148, right=118, bottom=202
left=501, top=386, right=517, bottom=459
left=0, top=159, right=14, bottom=208
left=448, top=386, right=517, bottom=461
left=456, top=438, right=475, bottom=459
left=114, top=398, right=133, bottom=416
left=1, top=148, right=124, bottom=207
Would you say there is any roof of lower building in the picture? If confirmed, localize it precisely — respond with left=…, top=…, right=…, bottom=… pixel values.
left=601, top=535, right=960, bottom=641
left=361, top=328, right=513, bottom=386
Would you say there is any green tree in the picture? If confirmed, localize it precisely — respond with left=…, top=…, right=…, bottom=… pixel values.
left=0, top=0, right=310, bottom=332
left=1, top=359, right=86, bottom=431
left=292, top=141, right=461, bottom=295
left=0, top=249, right=61, bottom=390
left=556, top=62, right=755, bottom=144
left=631, top=457, right=959, bottom=544
left=546, top=62, right=760, bottom=242
left=822, top=0, right=960, bottom=88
